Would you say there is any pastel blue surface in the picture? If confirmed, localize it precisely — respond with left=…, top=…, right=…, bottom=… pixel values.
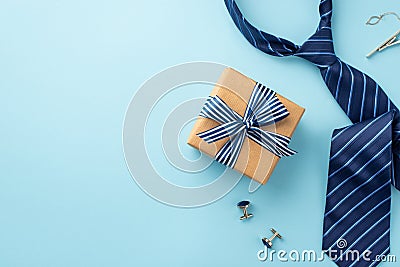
left=1, top=0, right=399, bottom=266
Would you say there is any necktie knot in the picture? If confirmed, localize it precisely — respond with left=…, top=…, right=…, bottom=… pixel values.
left=295, top=27, right=337, bottom=68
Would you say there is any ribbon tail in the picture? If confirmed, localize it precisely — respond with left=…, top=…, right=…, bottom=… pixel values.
left=247, top=128, right=296, bottom=157
left=215, top=131, right=246, bottom=168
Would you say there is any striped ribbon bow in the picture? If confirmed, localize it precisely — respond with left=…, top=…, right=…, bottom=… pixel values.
left=197, top=82, right=296, bottom=168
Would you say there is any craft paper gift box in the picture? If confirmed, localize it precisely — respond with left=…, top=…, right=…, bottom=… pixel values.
left=187, top=68, right=305, bottom=185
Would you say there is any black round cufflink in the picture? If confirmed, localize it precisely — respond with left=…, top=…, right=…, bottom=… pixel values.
left=262, top=228, right=282, bottom=248
left=237, top=200, right=253, bottom=220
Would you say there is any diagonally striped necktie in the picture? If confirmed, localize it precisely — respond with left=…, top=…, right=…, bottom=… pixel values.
left=223, top=0, right=400, bottom=266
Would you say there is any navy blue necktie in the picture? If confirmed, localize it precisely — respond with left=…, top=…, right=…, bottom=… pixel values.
left=224, top=0, right=400, bottom=266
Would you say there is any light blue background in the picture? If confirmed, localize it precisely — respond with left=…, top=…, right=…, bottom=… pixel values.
left=1, top=0, right=399, bottom=266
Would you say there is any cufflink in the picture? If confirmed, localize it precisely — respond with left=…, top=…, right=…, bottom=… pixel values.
left=237, top=200, right=253, bottom=220
left=262, top=228, right=282, bottom=248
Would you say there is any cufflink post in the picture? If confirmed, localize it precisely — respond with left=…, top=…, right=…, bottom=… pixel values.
left=262, top=228, right=282, bottom=248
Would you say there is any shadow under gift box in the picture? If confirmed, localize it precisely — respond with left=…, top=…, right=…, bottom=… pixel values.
left=187, top=68, right=305, bottom=185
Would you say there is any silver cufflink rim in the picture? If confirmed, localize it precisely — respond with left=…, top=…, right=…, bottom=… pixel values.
left=262, top=228, right=282, bottom=248
left=237, top=200, right=253, bottom=220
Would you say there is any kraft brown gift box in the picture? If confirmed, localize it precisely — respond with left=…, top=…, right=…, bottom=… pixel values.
left=187, top=68, right=305, bottom=185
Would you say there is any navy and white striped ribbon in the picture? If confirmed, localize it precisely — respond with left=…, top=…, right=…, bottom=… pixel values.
left=197, top=82, right=296, bottom=168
